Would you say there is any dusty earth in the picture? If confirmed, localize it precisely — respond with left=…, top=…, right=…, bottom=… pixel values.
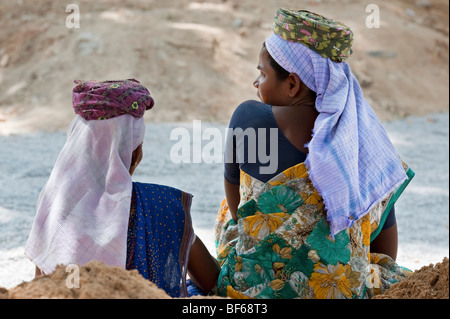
left=0, top=0, right=448, bottom=135
left=1, top=261, right=172, bottom=299
left=374, top=257, right=449, bottom=299
left=0, top=258, right=448, bottom=299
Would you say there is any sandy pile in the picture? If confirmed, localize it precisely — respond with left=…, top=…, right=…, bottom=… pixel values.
left=374, top=257, right=449, bottom=299
left=1, top=261, right=171, bottom=299
left=1, top=258, right=448, bottom=299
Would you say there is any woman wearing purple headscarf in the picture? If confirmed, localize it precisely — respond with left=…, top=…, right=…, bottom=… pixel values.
left=25, top=79, right=219, bottom=297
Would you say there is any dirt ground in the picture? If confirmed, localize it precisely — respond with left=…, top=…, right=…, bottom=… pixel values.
left=374, top=257, right=449, bottom=299
left=0, top=258, right=448, bottom=299
left=1, top=261, right=173, bottom=299
left=0, top=0, right=448, bottom=135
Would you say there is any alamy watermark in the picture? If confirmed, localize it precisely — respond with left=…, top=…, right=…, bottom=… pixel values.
left=169, top=120, right=279, bottom=175
left=63, top=4, right=381, bottom=30
left=65, top=264, right=80, bottom=288
left=366, top=4, right=380, bottom=29
left=66, top=4, right=80, bottom=29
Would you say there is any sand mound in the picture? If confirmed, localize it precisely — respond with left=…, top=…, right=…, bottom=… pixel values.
left=374, top=257, right=449, bottom=299
left=2, top=261, right=171, bottom=299
left=1, top=258, right=448, bottom=299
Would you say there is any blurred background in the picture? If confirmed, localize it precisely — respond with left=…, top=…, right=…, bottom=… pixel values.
left=0, top=0, right=448, bottom=289
left=0, top=0, right=448, bottom=133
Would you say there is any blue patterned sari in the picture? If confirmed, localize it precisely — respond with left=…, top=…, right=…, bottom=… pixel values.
left=126, top=182, right=194, bottom=297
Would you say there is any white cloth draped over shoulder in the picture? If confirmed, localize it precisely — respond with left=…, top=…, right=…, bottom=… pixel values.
left=25, top=115, right=145, bottom=274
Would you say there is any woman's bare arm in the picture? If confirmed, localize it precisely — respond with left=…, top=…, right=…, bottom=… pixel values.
left=370, top=222, right=398, bottom=261
left=224, top=178, right=240, bottom=221
left=187, top=236, right=220, bottom=294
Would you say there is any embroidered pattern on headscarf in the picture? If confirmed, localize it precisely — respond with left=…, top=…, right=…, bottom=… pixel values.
left=273, top=8, right=353, bottom=63
left=72, top=79, right=155, bottom=120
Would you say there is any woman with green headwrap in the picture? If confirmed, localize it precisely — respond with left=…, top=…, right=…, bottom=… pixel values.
left=216, top=9, right=414, bottom=299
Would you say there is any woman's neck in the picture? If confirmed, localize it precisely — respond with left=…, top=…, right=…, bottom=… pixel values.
left=291, top=87, right=317, bottom=108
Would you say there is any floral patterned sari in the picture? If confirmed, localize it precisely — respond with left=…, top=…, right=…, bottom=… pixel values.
left=215, top=162, right=414, bottom=299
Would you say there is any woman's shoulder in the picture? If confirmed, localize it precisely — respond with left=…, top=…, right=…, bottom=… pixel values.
left=230, top=100, right=272, bottom=127
left=234, top=100, right=269, bottom=113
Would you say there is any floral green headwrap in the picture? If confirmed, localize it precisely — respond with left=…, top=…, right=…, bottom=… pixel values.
left=273, top=8, right=353, bottom=63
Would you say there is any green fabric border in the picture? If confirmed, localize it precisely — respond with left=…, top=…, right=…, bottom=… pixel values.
left=370, top=168, right=415, bottom=243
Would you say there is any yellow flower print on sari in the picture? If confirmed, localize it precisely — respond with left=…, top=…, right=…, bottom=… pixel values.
left=268, top=163, right=308, bottom=186
left=309, top=263, right=352, bottom=299
left=305, top=190, right=322, bottom=206
left=285, top=163, right=308, bottom=180
left=216, top=199, right=230, bottom=225
left=226, top=285, right=252, bottom=299
left=360, top=214, right=371, bottom=247
left=272, top=243, right=293, bottom=260
left=243, top=211, right=290, bottom=240
left=216, top=161, right=413, bottom=299
left=235, top=255, right=243, bottom=272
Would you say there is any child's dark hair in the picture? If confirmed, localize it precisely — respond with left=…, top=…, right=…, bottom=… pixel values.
left=263, top=42, right=290, bottom=81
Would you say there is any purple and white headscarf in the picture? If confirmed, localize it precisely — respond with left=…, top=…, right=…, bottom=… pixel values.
left=25, top=79, right=152, bottom=274
left=72, top=79, right=154, bottom=120
left=265, top=33, right=407, bottom=236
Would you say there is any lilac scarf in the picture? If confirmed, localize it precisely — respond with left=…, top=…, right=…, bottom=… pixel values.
left=265, top=33, right=408, bottom=236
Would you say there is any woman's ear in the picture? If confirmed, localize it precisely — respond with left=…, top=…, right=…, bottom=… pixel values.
left=286, top=73, right=302, bottom=98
